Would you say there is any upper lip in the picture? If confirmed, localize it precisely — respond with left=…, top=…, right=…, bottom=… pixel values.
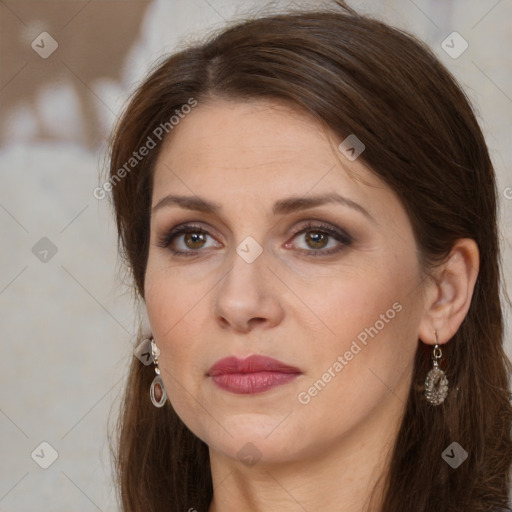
left=207, top=355, right=302, bottom=377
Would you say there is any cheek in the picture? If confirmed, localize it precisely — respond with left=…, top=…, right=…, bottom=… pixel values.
left=293, top=300, right=418, bottom=444
left=144, top=274, right=209, bottom=428
left=297, top=254, right=421, bottom=394
left=144, top=266, right=210, bottom=378
left=144, top=257, right=206, bottom=334
left=297, top=257, right=415, bottom=337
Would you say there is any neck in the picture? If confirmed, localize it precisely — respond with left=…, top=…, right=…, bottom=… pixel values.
left=207, top=392, right=403, bottom=512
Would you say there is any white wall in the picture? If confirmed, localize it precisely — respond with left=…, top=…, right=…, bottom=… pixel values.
left=1, top=1, right=510, bottom=510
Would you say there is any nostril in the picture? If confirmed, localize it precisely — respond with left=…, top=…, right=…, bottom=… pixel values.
left=248, top=317, right=266, bottom=327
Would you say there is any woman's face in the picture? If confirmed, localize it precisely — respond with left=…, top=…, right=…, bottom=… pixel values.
left=145, top=98, right=428, bottom=465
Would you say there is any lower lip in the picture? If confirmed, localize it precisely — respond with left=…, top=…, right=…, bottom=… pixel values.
left=210, top=371, right=300, bottom=394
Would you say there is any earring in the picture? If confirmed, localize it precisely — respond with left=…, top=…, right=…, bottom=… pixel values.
left=149, top=338, right=168, bottom=408
left=424, top=330, right=449, bottom=406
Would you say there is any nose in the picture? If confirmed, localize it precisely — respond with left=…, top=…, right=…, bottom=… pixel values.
left=213, top=247, right=285, bottom=333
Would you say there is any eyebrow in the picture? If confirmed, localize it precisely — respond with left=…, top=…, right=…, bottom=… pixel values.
left=151, top=192, right=375, bottom=222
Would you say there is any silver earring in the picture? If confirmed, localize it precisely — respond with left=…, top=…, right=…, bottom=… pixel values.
left=424, top=330, right=449, bottom=406
left=150, top=338, right=167, bottom=408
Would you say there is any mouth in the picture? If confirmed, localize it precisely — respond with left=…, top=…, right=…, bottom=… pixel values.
left=207, top=355, right=302, bottom=395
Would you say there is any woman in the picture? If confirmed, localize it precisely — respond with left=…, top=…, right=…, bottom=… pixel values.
left=107, top=1, right=512, bottom=511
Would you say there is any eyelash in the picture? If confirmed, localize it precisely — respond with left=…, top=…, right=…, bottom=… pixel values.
left=156, top=221, right=353, bottom=257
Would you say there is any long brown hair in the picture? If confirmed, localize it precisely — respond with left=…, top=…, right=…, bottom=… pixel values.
left=107, top=2, right=512, bottom=511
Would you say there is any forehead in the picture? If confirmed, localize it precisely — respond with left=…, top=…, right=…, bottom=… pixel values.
left=152, top=98, right=381, bottom=199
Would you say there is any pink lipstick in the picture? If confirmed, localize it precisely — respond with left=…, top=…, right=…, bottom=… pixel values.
left=207, top=355, right=301, bottom=394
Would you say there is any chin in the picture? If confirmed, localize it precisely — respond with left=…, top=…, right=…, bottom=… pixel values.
left=198, top=417, right=312, bottom=465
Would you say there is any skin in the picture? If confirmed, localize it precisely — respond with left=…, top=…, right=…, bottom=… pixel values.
left=144, top=98, right=479, bottom=512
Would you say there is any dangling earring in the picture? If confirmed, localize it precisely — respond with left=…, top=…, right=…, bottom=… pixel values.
left=150, top=338, right=168, bottom=408
left=424, top=330, right=449, bottom=406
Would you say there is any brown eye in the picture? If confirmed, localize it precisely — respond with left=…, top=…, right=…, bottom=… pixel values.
left=157, top=224, right=221, bottom=256
left=304, top=231, right=329, bottom=250
left=183, top=232, right=207, bottom=249
left=287, top=221, right=353, bottom=257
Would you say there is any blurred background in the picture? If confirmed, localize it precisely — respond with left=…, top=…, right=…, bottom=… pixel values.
left=1, top=0, right=511, bottom=510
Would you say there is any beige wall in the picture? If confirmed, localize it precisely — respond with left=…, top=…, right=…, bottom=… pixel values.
left=1, top=1, right=510, bottom=509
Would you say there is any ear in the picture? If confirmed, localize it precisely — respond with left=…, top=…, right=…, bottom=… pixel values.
left=418, top=238, right=480, bottom=345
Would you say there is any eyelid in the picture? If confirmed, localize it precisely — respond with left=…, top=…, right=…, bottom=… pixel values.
left=289, top=220, right=352, bottom=242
